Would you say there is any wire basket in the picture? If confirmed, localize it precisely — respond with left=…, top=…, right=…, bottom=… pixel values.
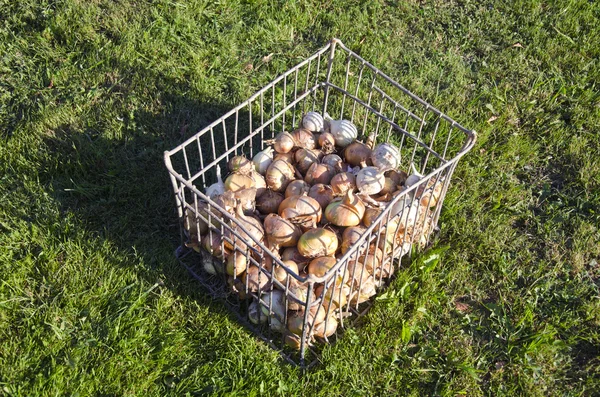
left=163, top=38, right=476, bottom=367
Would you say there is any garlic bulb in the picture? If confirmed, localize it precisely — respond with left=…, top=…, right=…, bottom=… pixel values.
left=253, top=147, right=274, bottom=175
left=302, top=111, right=324, bottom=132
left=356, top=166, right=385, bottom=195
left=371, top=143, right=400, bottom=171
left=205, top=165, right=225, bottom=198
left=329, top=119, right=358, bottom=148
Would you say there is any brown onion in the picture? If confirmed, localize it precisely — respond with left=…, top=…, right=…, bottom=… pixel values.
left=226, top=251, right=248, bottom=276
left=291, top=128, right=316, bottom=150
left=305, top=163, right=336, bottom=186
left=363, top=206, right=382, bottom=227
left=379, top=177, right=398, bottom=196
left=274, top=151, right=295, bottom=163
left=307, top=256, right=337, bottom=279
left=249, top=170, right=267, bottom=197
left=281, top=247, right=310, bottom=268
left=318, top=132, right=335, bottom=154
left=228, top=155, right=253, bottom=173
left=308, top=184, right=334, bottom=210
left=242, top=265, right=270, bottom=292
left=330, top=172, right=356, bottom=196
left=233, top=187, right=257, bottom=212
left=223, top=203, right=264, bottom=250
left=287, top=281, right=313, bottom=311
left=265, top=159, right=295, bottom=192
left=295, top=148, right=322, bottom=175
left=341, top=226, right=367, bottom=254
left=344, top=141, right=372, bottom=167
left=272, top=260, right=299, bottom=284
left=321, top=154, right=343, bottom=171
left=224, top=173, right=254, bottom=192
left=385, top=170, right=408, bottom=187
left=274, top=132, right=295, bottom=153
left=202, top=231, right=228, bottom=259
left=278, top=194, right=322, bottom=229
left=285, top=180, right=310, bottom=198
left=264, top=214, right=302, bottom=248
left=324, top=190, right=366, bottom=227
left=297, top=228, right=339, bottom=258
left=256, top=190, right=284, bottom=215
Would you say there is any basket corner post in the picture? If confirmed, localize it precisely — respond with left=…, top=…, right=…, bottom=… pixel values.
left=321, top=39, right=338, bottom=117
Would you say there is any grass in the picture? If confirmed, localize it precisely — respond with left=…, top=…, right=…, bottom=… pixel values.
left=1, top=0, right=599, bottom=395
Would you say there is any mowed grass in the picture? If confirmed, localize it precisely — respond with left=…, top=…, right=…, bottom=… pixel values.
left=1, top=0, right=599, bottom=395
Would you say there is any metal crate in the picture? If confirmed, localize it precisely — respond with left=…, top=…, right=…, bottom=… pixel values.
left=163, top=38, right=476, bottom=367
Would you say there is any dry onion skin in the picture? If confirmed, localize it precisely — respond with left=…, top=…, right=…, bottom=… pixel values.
left=265, top=159, right=296, bottom=193
left=305, top=163, right=336, bottom=186
left=228, top=155, right=253, bottom=174
left=264, top=213, right=302, bottom=248
left=256, top=190, right=284, bottom=215
left=295, top=148, right=322, bottom=175
left=297, top=228, right=339, bottom=258
left=318, top=132, right=335, bottom=154
left=308, top=184, right=334, bottom=211
left=324, top=190, right=366, bottom=227
left=291, top=128, right=316, bottom=150
left=274, top=132, right=295, bottom=154
left=285, top=179, right=310, bottom=198
left=344, top=141, right=373, bottom=167
left=330, top=172, right=356, bottom=196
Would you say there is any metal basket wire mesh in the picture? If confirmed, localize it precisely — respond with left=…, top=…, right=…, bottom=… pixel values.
left=163, top=38, right=476, bottom=367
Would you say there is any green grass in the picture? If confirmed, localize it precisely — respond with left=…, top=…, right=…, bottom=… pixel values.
left=1, top=0, right=599, bottom=395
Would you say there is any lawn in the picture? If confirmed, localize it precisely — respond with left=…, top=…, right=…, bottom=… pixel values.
left=1, top=0, right=599, bottom=395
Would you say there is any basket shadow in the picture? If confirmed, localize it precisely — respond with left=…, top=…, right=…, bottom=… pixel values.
left=39, top=72, right=302, bottom=375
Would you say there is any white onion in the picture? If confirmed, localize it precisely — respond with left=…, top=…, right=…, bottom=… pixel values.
left=260, top=290, right=287, bottom=332
left=205, top=165, right=225, bottom=198
left=253, top=147, right=274, bottom=175
left=356, top=166, right=385, bottom=195
left=302, top=111, right=324, bottom=132
left=329, top=119, right=358, bottom=148
left=371, top=143, right=400, bottom=171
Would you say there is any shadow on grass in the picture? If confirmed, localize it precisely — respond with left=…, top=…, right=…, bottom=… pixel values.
left=37, top=67, right=302, bottom=383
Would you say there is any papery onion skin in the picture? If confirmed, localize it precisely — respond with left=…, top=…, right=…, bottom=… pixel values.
left=224, top=173, right=255, bottom=192
left=305, top=163, right=336, bottom=186
left=285, top=179, right=310, bottom=198
left=307, top=256, right=337, bottom=278
left=223, top=203, right=264, bottom=250
left=356, top=166, right=385, bottom=195
left=297, top=228, right=339, bottom=258
left=253, top=147, right=274, bottom=175
left=308, top=184, right=334, bottom=211
left=371, top=143, right=401, bottom=171
left=324, top=191, right=366, bottom=227
left=256, top=190, right=284, bottom=215
left=291, top=128, right=316, bottom=150
left=329, top=119, right=358, bottom=148
left=295, top=148, right=321, bottom=175
left=274, top=151, right=295, bottom=163
left=318, top=132, right=336, bottom=154
left=264, top=213, right=302, bottom=248
left=344, top=141, right=373, bottom=167
left=302, top=111, right=324, bottom=132
left=228, top=155, right=253, bottom=174
left=278, top=194, right=322, bottom=226
left=330, top=172, right=356, bottom=196
left=274, top=132, right=295, bottom=154
left=385, top=169, right=408, bottom=187
left=341, top=226, right=367, bottom=254
left=281, top=247, right=310, bottom=267
left=265, top=159, right=295, bottom=193
left=321, top=154, right=343, bottom=171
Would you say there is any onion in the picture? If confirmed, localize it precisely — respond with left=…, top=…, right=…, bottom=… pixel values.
left=260, top=291, right=287, bottom=332
left=287, top=304, right=326, bottom=336
left=278, top=194, right=322, bottom=229
left=297, top=228, right=339, bottom=258
left=226, top=250, right=248, bottom=276
left=184, top=206, right=208, bottom=237
left=302, top=111, right=324, bottom=132
left=284, top=334, right=302, bottom=350
left=202, top=231, right=228, bottom=259
left=233, top=187, right=257, bottom=212
left=305, top=163, right=335, bottom=186
left=253, top=147, right=274, bottom=175
left=318, top=284, right=351, bottom=311
left=248, top=300, right=268, bottom=325
left=213, top=191, right=236, bottom=216
left=307, top=256, right=337, bottom=278
left=205, top=165, right=225, bottom=198
left=228, top=155, right=253, bottom=174
left=344, top=141, right=372, bottom=167
left=379, top=177, right=397, bottom=196
left=274, top=132, right=295, bottom=154
left=287, top=281, right=313, bottom=311
left=291, top=128, right=316, bottom=150
left=272, top=260, right=299, bottom=284
left=223, top=202, right=264, bottom=251
left=228, top=276, right=247, bottom=300
left=265, top=159, right=295, bottom=192
left=328, top=119, right=358, bottom=148
left=341, top=226, right=367, bottom=254
left=274, top=151, right=295, bottom=163
left=363, top=206, right=382, bottom=227
left=308, top=184, right=334, bottom=211
left=249, top=170, right=267, bottom=197
left=349, top=276, right=377, bottom=305
left=295, top=148, right=322, bottom=175
left=318, top=132, right=335, bottom=154
left=330, top=172, right=356, bottom=196
left=224, top=173, right=254, bottom=192
left=314, top=315, right=338, bottom=338
left=281, top=247, right=310, bottom=268
left=356, top=166, right=385, bottom=195
left=256, top=190, right=284, bottom=215
left=385, top=169, right=408, bottom=187
left=242, top=265, right=271, bottom=292
left=321, top=154, right=343, bottom=171
left=324, top=190, right=365, bottom=227
left=264, top=214, right=302, bottom=248
left=371, top=143, right=401, bottom=171
left=285, top=180, right=310, bottom=198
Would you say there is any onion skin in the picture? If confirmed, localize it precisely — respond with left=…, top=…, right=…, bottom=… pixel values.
left=274, top=151, right=295, bottom=163
left=256, top=190, right=284, bottom=215
left=318, top=132, right=336, bottom=154
left=265, top=159, right=295, bottom=193
left=305, top=163, right=336, bottom=186
left=272, top=260, right=299, bottom=284
left=321, top=154, right=343, bottom=171
left=274, top=132, right=295, bottom=154
left=264, top=214, right=302, bottom=248
left=228, top=155, right=253, bottom=174
left=363, top=206, right=382, bottom=227
left=297, top=228, right=339, bottom=258
left=308, top=184, right=334, bottom=211
left=223, top=203, right=265, bottom=250
left=324, top=190, right=366, bottom=227
left=385, top=170, right=408, bottom=187
left=341, top=226, right=367, bottom=254
left=295, top=148, right=321, bottom=175
left=291, top=128, right=316, bottom=150
left=307, top=256, right=337, bottom=278
left=330, top=172, right=356, bottom=196
left=281, top=247, right=310, bottom=267
left=224, top=173, right=255, bottom=192
left=344, top=142, right=372, bottom=167
left=285, top=180, right=310, bottom=198
left=278, top=195, right=322, bottom=226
